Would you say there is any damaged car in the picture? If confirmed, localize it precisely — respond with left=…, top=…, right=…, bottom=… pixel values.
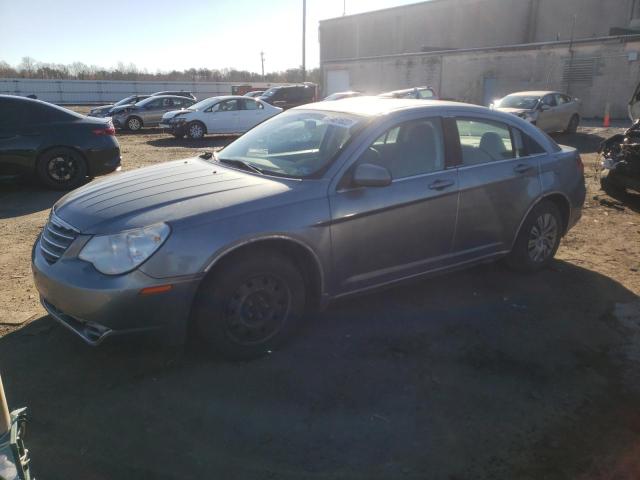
left=493, top=91, right=581, bottom=133
left=600, top=120, right=640, bottom=195
left=599, top=81, right=640, bottom=196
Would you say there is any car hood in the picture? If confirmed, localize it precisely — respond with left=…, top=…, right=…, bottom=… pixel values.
left=91, top=104, right=114, bottom=112
left=110, top=103, right=136, bottom=114
left=162, top=109, right=189, bottom=120
left=53, top=157, right=293, bottom=233
left=494, top=107, right=531, bottom=114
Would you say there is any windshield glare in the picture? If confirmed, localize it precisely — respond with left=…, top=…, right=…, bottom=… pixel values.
left=115, top=96, right=136, bottom=106
left=188, top=98, right=218, bottom=111
left=496, top=95, right=540, bottom=110
left=217, top=109, right=365, bottom=178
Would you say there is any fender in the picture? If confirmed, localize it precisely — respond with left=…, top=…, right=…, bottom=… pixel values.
left=510, top=191, right=572, bottom=250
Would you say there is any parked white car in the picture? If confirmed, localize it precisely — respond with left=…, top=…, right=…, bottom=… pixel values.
left=160, top=96, right=282, bottom=139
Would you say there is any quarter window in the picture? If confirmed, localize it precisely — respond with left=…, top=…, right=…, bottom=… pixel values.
left=360, top=118, right=445, bottom=179
left=243, top=99, right=262, bottom=110
left=456, top=119, right=515, bottom=165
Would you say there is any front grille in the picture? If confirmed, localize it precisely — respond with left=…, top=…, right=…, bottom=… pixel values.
left=40, top=214, right=79, bottom=264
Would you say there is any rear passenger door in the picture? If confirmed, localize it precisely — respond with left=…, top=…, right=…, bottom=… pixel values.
left=329, top=115, right=459, bottom=293
left=239, top=98, right=268, bottom=131
left=452, top=117, right=542, bottom=260
left=536, top=94, right=558, bottom=131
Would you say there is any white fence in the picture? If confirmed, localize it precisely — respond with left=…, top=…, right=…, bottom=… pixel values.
left=0, top=78, right=278, bottom=104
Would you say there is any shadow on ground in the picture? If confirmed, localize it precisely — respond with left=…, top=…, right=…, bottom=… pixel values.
left=0, top=181, right=65, bottom=219
left=2, top=261, right=640, bottom=479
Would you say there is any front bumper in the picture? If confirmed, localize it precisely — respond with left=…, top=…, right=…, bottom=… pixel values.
left=32, top=235, right=202, bottom=346
left=161, top=122, right=188, bottom=135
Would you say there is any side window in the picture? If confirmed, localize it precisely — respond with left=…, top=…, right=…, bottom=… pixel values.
left=456, top=118, right=514, bottom=165
left=418, top=89, right=435, bottom=99
left=555, top=94, right=567, bottom=105
left=522, top=131, right=546, bottom=155
left=146, top=99, right=162, bottom=109
left=360, top=118, right=445, bottom=179
left=219, top=99, right=239, bottom=112
left=542, top=94, right=557, bottom=107
left=0, top=101, right=26, bottom=129
left=161, top=98, right=174, bottom=108
left=511, top=127, right=546, bottom=157
left=242, top=99, right=260, bottom=110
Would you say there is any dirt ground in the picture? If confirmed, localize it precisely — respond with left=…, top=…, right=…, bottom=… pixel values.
left=0, top=117, right=640, bottom=479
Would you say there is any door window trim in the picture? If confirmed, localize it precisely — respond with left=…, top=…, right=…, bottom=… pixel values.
left=334, top=114, right=451, bottom=191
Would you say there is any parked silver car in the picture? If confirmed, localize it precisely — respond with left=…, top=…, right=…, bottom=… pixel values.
left=32, top=98, right=585, bottom=358
left=109, top=95, right=196, bottom=131
left=493, top=91, right=581, bottom=133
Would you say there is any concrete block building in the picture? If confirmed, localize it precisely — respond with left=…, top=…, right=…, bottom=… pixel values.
left=320, top=0, right=640, bottom=118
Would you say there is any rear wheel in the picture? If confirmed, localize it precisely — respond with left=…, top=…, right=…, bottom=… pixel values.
left=187, top=121, right=206, bottom=139
left=36, top=147, right=87, bottom=190
left=126, top=116, right=143, bottom=131
left=565, top=114, right=579, bottom=134
left=507, top=201, right=562, bottom=272
left=192, top=249, right=306, bottom=360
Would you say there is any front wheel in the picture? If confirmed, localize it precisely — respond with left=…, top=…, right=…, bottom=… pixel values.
left=507, top=201, right=562, bottom=272
left=191, top=249, right=306, bottom=359
left=36, top=148, right=87, bottom=190
left=187, top=121, right=206, bottom=139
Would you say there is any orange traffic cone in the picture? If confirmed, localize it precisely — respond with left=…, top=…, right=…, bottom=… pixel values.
left=603, top=102, right=611, bottom=128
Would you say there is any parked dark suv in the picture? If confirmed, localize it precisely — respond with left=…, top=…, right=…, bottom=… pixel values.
left=0, top=95, right=120, bottom=189
left=259, top=84, right=317, bottom=110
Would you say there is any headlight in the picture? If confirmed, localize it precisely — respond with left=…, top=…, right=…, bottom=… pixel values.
left=79, top=223, right=170, bottom=275
left=173, top=116, right=187, bottom=123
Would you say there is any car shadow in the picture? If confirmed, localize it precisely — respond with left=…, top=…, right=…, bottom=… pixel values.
left=146, top=135, right=237, bottom=149
left=1, top=261, right=639, bottom=479
left=551, top=130, right=608, bottom=154
left=0, top=181, right=65, bottom=219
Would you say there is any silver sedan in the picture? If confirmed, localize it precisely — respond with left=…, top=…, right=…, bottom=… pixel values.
left=109, top=95, right=196, bottom=131
left=493, top=91, right=581, bottom=133
left=32, top=98, right=585, bottom=359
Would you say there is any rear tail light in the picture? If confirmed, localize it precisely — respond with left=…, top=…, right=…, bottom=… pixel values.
left=576, top=153, right=584, bottom=174
left=93, top=122, right=115, bottom=136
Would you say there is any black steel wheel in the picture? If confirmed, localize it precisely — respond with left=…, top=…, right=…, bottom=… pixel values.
left=192, top=248, right=306, bottom=359
left=36, top=147, right=87, bottom=190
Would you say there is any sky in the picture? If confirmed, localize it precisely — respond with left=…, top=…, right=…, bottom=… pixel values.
left=0, top=0, right=420, bottom=73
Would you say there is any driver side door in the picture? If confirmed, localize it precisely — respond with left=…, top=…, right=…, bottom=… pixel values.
left=328, top=115, right=459, bottom=295
left=536, top=94, right=558, bottom=131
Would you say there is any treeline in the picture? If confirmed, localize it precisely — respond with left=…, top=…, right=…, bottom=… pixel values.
left=0, top=57, right=320, bottom=84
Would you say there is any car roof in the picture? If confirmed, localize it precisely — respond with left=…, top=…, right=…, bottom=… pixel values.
left=297, top=97, right=478, bottom=117
left=505, top=91, right=561, bottom=97
left=144, top=95, right=194, bottom=100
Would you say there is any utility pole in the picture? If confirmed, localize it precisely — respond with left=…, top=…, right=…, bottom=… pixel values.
left=343, top=0, right=346, bottom=16
left=260, top=51, right=265, bottom=80
left=302, top=0, right=307, bottom=82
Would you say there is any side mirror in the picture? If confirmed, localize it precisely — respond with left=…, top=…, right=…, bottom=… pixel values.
left=353, top=163, right=392, bottom=187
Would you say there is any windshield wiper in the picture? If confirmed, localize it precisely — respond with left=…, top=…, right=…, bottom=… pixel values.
left=217, top=158, right=265, bottom=175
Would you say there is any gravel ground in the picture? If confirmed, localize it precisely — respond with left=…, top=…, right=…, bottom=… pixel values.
left=0, top=118, right=639, bottom=479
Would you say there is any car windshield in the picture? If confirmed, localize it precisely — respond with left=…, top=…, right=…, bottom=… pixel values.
left=216, top=109, right=365, bottom=178
left=114, top=96, right=137, bottom=106
left=187, top=97, right=218, bottom=111
left=261, top=88, right=279, bottom=97
left=496, top=95, right=540, bottom=109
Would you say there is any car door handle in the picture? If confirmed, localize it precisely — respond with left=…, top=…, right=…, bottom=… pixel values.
left=514, top=164, right=533, bottom=174
left=428, top=179, right=454, bottom=190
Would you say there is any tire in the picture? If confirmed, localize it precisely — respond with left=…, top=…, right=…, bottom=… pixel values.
left=565, top=114, right=579, bottom=134
left=126, top=116, right=143, bottom=131
left=601, top=173, right=627, bottom=197
left=36, top=147, right=88, bottom=190
left=187, top=121, right=206, bottom=139
left=506, top=200, right=563, bottom=272
left=191, top=248, right=306, bottom=360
